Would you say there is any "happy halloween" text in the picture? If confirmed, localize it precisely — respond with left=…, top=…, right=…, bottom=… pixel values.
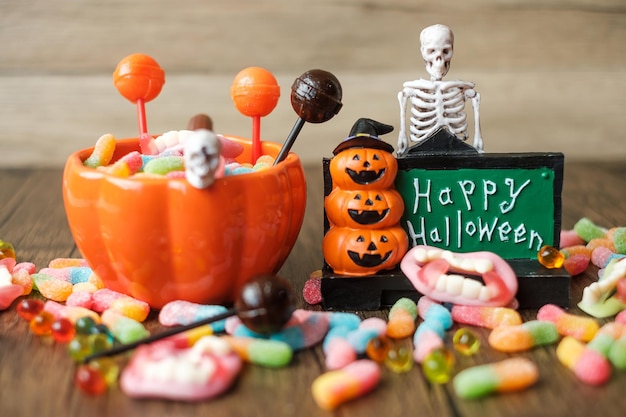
left=404, top=177, right=546, bottom=251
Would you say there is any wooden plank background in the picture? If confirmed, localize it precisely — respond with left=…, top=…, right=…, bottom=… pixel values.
left=1, top=0, right=625, bottom=167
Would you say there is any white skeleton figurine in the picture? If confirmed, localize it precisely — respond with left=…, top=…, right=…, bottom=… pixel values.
left=184, top=129, right=223, bottom=189
left=397, top=24, right=483, bottom=156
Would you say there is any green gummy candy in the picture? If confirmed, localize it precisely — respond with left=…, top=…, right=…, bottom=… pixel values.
left=573, top=217, right=606, bottom=242
left=578, top=296, right=625, bottom=318
left=248, top=339, right=293, bottom=368
left=389, top=297, right=417, bottom=319
left=608, top=338, right=626, bottom=370
left=587, top=333, right=615, bottom=356
left=525, top=320, right=559, bottom=345
left=453, top=364, right=499, bottom=399
left=110, top=316, right=150, bottom=344
left=612, top=227, right=626, bottom=254
left=30, top=273, right=53, bottom=291
left=143, top=156, right=185, bottom=175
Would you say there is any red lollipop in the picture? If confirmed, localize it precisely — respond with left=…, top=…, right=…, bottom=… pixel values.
left=113, top=53, right=165, bottom=153
left=231, top=67, right=280, bottom=163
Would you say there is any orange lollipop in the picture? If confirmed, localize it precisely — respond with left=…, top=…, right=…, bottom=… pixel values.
left=231, top=67, right=280, bottom=163
left=113, top=53, right=165, bottom=153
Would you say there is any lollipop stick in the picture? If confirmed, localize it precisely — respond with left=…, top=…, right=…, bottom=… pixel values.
left=136, top=98, right=148, bottom=136
left=252, top=115, right=262, bottom=163
left=274, top=118, right=305, bottom=166
left=81, top=308, right=237, bottom=364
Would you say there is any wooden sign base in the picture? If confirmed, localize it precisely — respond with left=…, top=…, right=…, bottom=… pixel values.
left=320, top=262, right=570, bottom=310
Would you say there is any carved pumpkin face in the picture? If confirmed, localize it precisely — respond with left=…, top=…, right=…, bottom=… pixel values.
left=322, top=226, right=408, bottom=276
left=325, top=188, right=404, bottom=229
left=329, top=148, right=397, bottom=190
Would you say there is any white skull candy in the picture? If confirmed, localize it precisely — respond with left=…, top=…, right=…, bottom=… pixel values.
left=184, top=129, right=222, bottom=189
left=420, top=24, right=454, bottom=81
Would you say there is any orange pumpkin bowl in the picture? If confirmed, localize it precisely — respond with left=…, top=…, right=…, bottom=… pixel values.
left=62, top=136, right=306, bottom=309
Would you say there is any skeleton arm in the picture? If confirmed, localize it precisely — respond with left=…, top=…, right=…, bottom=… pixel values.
left=465, top=88, right=483, bottom=152
left=397, top=89, right=409, bottom=157
left=397, top=79, right=435, bottom=157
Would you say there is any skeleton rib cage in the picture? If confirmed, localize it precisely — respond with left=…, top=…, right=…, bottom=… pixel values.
left=398, top=79, right=482, bottom=155
left=406, top=80, right=472, bottom=141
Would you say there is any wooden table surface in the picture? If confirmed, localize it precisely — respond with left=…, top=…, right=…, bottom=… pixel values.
left=1, top=162, right=625, bottom=417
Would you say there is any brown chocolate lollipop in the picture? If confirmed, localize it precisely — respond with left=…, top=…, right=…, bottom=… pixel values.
left=82, top=275, right=296, bottom=363
left=187, top=113, right=214, bottom=131
left=273, top=69, right=343, bottom=165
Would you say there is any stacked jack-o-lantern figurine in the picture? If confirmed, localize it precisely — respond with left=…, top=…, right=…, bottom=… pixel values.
left=323, top=118, right=409, bottom=276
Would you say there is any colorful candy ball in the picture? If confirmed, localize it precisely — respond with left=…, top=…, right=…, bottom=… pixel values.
left=231, top=67, right=280, bottom=117
left=113, top=53, right=165, bottom=103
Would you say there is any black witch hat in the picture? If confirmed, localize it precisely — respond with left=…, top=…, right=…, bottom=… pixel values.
left=332, top=118, right=395, bottom=155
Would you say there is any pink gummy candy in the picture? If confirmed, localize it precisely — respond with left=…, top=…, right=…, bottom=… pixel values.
left=226, top=309, right=331, bottom=351
left=359, top=317, right=387, bottom=334
left=413, top=329, right=444, bottom=363
left=14, top=262, right=36, bottom=275
left=557, top=336, right=612, bottom=386
left=560, top=229, right=585, bottom=248
left=616, top=310, right=626, bottom=325
left=325, top=337, right=357, bottom=370
left=217, top=135, right=244, bottom=160
left=120, top=151, right=144, bottom=173
left=417, top=296, right=439, bottom=320
left=43, top=300, right=100, bottom=323
left=302, top=277, right=322, bottom=305
left=0, top=284, right=24, bottom=310
left=563, top=253, right=590, bottom=276
left=591, top=247, right=614, bottom=268
left=120, top=336, right=242, bottom=401
left=451, top=305, right=522, bottom=329
left=66, top=291, right=94, bottom=309
left=312, top=359, right=381, bottom=410
left=91, top=288, right=127, bottom=312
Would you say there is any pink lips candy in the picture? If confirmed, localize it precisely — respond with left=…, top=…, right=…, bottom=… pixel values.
left=400, top=245, right=517, bottom=307
left=120, top=335, right=242, bottom=401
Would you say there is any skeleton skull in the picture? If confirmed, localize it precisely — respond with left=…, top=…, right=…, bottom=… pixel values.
left=420, top=24, right=454, bottom=81
left=184, top=129, right=222, bottom=189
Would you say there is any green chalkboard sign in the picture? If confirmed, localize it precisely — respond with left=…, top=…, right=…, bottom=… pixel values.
left=396, top=153, right=564, bottom=259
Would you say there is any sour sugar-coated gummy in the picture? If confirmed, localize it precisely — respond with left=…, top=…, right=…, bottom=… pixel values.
left=573, top=217, right=606, bottom=242
left=386, top=298, right=417, bottom=339
left=453, top=357, right=539, bottom=399
left=537, top=304, right=599, bottom=342
left=311, top=360, right=381, bottom=411
left=488, top=320, right=560, bottom=352
left=83, top=133, right=116, bottom=168
left=563, top=254, right=591, bottom=276
left=451, top=305, right=522, bottom=329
